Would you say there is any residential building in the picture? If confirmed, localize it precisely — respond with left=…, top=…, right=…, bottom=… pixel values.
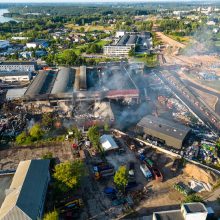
left=26, top=39, right=48, bottom=49
left=153, top=202, right=208, bottom=220
left=0, top=40, right=9, bottom=49
left=0, top=159, right=50, bottom=220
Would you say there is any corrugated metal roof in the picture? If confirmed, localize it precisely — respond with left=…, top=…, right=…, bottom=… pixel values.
left=100, top=134, right=119, bottom=151
left=117, top=34, right=129, bottom=46
left=0, top=159, right=50, bottom=220
left=137, top=115, right=191, bottom=141
left=79, top=66, right=87, bottom=90
left=24, top=70, right=56, bottom=97
left=51, top=67, right=74, bottom=94
left=126, top=35, right=137, bottom=45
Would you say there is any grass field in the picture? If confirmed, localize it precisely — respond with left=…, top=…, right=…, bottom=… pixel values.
left=167, top=34, right=191, bottom=44
left=66, top=24, right=114, bottom=32
left=133, top=54, right=158, bottom=67
left=71, top=40, right=111, bottom=55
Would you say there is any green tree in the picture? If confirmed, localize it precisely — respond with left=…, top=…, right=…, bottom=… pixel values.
left=87, top=125, right=100, bottom=149
left=29, top=123, right=44, bottom=140
left=43, top=210, right=59, bottom=220
left=53, top=161, right=85, bottom=191
left=42, top=113, right=54, bottom=128
left=114, top=166, right=128, bottom=193
left=15, top=131, right=27, bottom=145
left=128, top=48, right=135, bottom=57
left=104, top=122, right=109, bottom=132
left=86, top=44, right=102, bottom=54
left=183, top=194, right=203, bottom=203
left=72, top=127, right=82, bottom=141
left=42, top=152, right=53, bottom=159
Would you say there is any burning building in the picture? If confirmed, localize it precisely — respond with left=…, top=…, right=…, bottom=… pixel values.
left=22, top=63, right=140, bottom=113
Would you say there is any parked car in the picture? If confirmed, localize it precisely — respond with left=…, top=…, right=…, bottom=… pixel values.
left=151, top=167, right=163, bottom=182
left=128, top=162, right=135, bottom=177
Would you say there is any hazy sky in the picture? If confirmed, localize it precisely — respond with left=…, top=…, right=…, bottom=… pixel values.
left=0, top=0, right=198, bottom=3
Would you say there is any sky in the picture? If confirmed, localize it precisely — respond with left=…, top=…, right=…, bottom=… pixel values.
left=0, top=0, right=208, bottom=3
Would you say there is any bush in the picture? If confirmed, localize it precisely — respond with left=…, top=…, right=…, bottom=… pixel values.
left=183, top=194, right=203, bottom=203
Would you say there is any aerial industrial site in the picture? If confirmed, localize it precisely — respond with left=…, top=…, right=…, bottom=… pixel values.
left=0, top=1, right=220, bottom=220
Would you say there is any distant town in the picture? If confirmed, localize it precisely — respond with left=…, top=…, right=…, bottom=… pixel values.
left=0, top=1, right=220, bottom=220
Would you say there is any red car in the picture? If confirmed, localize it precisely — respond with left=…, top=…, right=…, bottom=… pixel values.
left=152, top=167, right=163, bottom=182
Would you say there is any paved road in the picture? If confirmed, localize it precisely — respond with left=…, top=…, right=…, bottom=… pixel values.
left=182, top=79, right=220, bottom=116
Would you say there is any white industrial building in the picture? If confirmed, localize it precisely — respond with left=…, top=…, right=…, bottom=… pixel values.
left=104, top=45, right=132, bottom=57
left=0, top=62, right=37, bottom=72
left=11, top=37, right=29, bottom=40
left=153, top=202, right=209, bottom=220
left=0, top=40, right=9, bottom=49
left=0, top=72, right=31, bottom=82
left=115, top=31, right=125, bottom=38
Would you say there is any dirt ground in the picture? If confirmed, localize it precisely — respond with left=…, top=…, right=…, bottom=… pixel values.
left=192, top=87, right=218, bottom=110
left=120, top=143, right=219, bottom=217
left=0, top=175, right=13, bottom=206
left=156, top=32, right=186, bottom=49
left=0, top=142, right=73, bottom=170
left=80, top=132, right=220, bottom=219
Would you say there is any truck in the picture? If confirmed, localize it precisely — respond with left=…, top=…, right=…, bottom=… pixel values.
left=93, top=163, right=114, bottom=180
left=140, top=164, right=152, bottom=180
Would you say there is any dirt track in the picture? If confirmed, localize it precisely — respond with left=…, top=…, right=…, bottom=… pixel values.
left=156, top=32, right=186, bottom=49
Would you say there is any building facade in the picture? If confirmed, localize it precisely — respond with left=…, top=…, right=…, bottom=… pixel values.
left=104, top=45, right=132, bottom=56
left=0, top=72, right=31, bottom=82
left=0, top=62, right=37, bottom=72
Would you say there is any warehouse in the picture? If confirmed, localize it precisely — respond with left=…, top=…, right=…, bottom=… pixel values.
left=137, top=115, right=191, bottom=149
left=24, top=70, right=56, bottom=98
left=0, top=159, right=50, bottom=220
left=51, top=67, right=75, bottom=94
left=23, top=64, right=140, bottom=113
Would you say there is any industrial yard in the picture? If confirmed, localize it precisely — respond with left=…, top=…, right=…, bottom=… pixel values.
left=0, top=2, right=220, bottom=220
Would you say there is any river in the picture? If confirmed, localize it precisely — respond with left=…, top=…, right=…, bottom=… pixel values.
left=0, top=9, right=17, bottom=23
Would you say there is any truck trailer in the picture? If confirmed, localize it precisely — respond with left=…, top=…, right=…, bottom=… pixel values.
left=140, top=164, right=152, bottom=180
